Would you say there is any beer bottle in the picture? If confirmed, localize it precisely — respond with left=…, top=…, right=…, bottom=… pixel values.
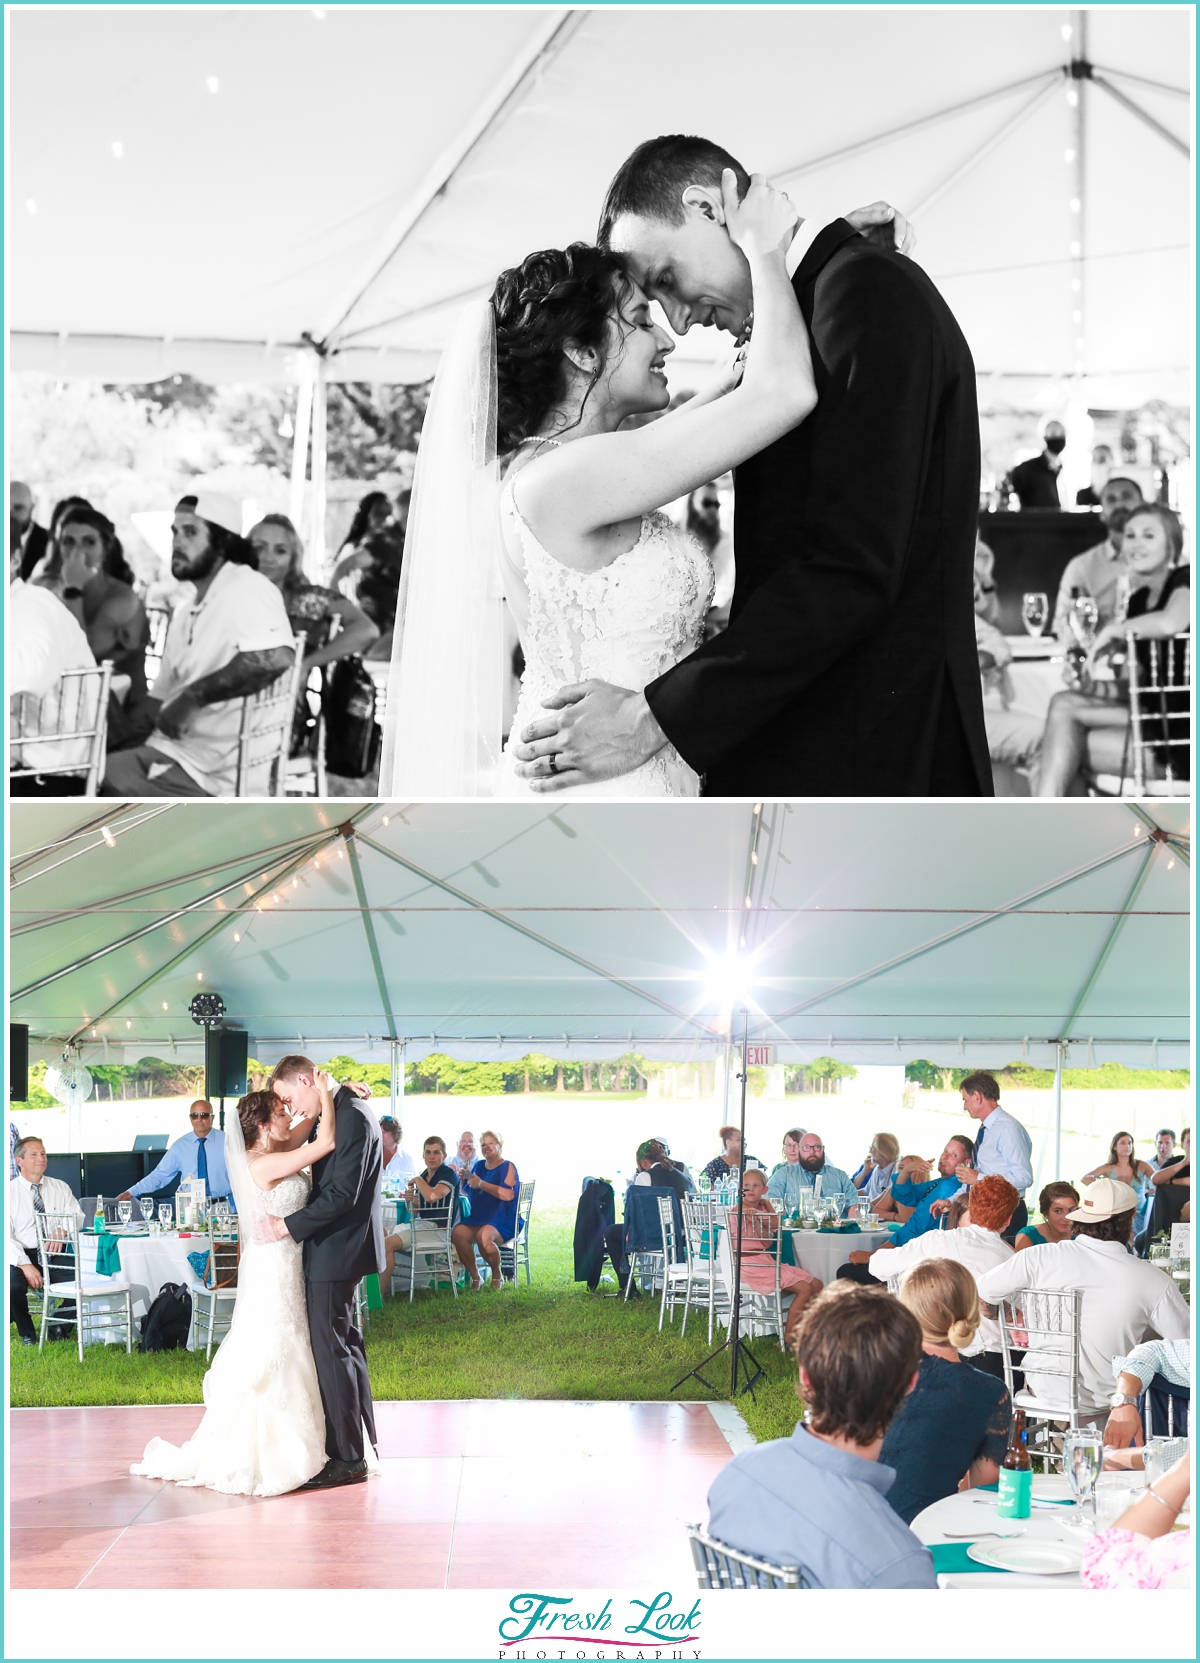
left=997, top=1409, right=1032, bottom=1518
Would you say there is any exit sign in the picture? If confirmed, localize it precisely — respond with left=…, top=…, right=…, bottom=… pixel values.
left=745, top=1044, right=775, bottom=1067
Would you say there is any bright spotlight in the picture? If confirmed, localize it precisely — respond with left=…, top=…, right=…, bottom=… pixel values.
left=704, top=955, right=753, bottom=1011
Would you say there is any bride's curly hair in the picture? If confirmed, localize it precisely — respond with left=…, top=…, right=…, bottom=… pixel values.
left=238, top=1089, right=277, bottom=1148
left=490, top=243, right=633, bottom=454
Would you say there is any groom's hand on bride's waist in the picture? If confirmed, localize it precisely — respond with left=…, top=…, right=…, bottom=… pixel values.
left=258, top=1214, right=291, bottom=1244
left=510, top=680, right=667, bottom=792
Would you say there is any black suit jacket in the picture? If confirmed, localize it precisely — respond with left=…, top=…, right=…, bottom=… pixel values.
left=285, top=1087, right=385, bottom=1282
left=18, top=523, right=49, bottom=581
left=645, top=221, right=991, bottom=797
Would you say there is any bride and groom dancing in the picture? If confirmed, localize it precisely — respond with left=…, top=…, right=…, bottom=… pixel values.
left=131, top=1060, right=385, bottom=1497
left=380, top=133, right=991, bottom=799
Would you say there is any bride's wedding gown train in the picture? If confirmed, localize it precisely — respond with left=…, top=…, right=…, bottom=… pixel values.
left=130, top=1172, right=368, bottom=1498
left=495, top=480, right=714, bottom=799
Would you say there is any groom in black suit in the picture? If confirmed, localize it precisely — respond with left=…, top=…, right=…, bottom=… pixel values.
left=267, top=1056, right=385, bottom=1490
left=511, top=134, right=991, bottom=797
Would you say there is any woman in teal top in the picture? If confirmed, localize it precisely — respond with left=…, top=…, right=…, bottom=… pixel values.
left=1014, top=1180, right=1078, bottom=1250
left=1081, top=1131, right=1156, bottom=1224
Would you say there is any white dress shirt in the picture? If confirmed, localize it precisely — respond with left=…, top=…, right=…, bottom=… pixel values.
left=977, top=1236, right=1191, bottom=1413
left=956, top=1104, right=1033, bottom=1200
left=127, top=1128, right=230, bottom=1199
left=9, top=581, right=98, bottom=772
left=8, top=1175, right=85, bottom=1267
left=869, top=1224, right=1013, bottom=1355
left=785, top=216, right=825, bottom=280
left=384, top=1147, right=416, bottom=1184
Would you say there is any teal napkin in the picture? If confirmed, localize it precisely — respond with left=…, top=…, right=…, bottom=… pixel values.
left=975, top=1482, right=1074, bottom=1506
left=929, top=1542, right=1009, bottom=1576
left=94, top=1235, right=122, bottom=1276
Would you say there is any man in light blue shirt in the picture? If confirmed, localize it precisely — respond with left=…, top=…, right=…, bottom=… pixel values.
left=118, top=1100, right=232, bottom=1203
left=767, top=1131, right=858, bottom=1213
left=706, top=1285, right=935, bottom=1588
left=931, top=1071, right=1033, bottom=1241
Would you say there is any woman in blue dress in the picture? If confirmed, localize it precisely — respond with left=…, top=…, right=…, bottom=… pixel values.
left=450, top=1129, right=518, bottom=1290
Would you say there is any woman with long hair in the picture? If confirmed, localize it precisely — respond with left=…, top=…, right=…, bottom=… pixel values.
left=1014, top=1180, right=1080, bottom=1250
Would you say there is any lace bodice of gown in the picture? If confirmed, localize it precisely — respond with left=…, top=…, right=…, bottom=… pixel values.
left=260, top=1170, right=310, bottom=1221
left=496, top=477, right=714, bottom=799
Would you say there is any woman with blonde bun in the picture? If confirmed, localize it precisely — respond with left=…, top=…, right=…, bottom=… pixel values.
left=878, top=1258, right=1013, bottom=1523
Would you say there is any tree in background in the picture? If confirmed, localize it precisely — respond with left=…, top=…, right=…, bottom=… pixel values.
left=786, top=1058, right=859, bottom=1094
left=904, top=1060, right=971, bottom=1093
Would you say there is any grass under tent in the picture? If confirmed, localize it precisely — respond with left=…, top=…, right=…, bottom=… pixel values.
left=9, top=1206, right=804, bottom=1445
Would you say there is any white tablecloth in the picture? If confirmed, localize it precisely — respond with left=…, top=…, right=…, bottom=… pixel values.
left=79, top=1230, right=209, bottom=1349
left=782, top=1226, right=893, bottom=1281
left=911, top=1485, right=1085, bottom=1587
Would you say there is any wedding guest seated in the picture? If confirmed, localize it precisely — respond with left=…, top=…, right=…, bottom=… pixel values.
left=381, top=1135, right=458, bottom=1295
left=8, top=1136, right=85, bottom=1344
left=1052, top=475, right=1144, bottom=640
left=701, top=1126, right=764, bottom=1188
left=599, top=1139, right=687, bottom=1295
left=379, top=1116, right=415, bottom=1184
left=450, top=1130, right=518, bottom=1291
left=838, top=1137, right=973, bottom=1282
left=1147, top=1127, right=1190, bottom=1244
left=866, top=1175, right=1019, bottom=1381
left=879, top=1258, right=1012, bottom=1523
left=704, top=1285, right=936, bottom=1588
left=330, top=491, right=405, bottom=652
left=851, top=1133, right=899, bottom=1208
left=10, top=480, right=48, bottom=579
left=101, top=493, right=295, bottom=798
left=1137, top=1128, right=1182, bottom=1253
left=730, top=1167, right=822, bottom=1347
left=973, top=534, right=1000, bottom=627
left=870, top=1152, right=926, bottom=1223
left=1034, top=505, right=1190, bottom=796
left=977, top=1178, right=1190, bottom=1423
left=248, top=514, right=379, bottom=756
left=118, top=1100, right=232, bottom=1205
left=448, top=1130, right=477, bottom=1182
left=1081, top=1455, right=1191, bottom=1588
left=648, top=1136, right=695, bottom=1192
left=1082, top=1131, right=1155, bottom=1238
left=1104, top=1337, right=1190, bottom=1449
left=977, top=607, right=1045, bottom=779
left=9, top=540, right=96, bottom=796
left=1014, top=1180, right=1079, bottom=1250
left=766, top=1131, right=857, bottom=1214
left=768, top=1126, right=806, bottom=1181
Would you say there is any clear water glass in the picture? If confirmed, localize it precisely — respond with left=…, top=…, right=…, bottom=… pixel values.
left=158, top=1203, right=173, bottom=1230
left=138, top=1196, right=154, bottom=1224
left=1069, top=593, right=1100, bottom=649
left=1021, top=591, right=1049, bottom=636
left=1144, top=1436, right=1189, bottom=1485
left=1064, top=1430, right=1103, bottom=1528
left=117, top=1199, right=133, bottom=1227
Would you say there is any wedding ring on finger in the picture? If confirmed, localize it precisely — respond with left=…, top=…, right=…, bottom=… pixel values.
left=545, top=754, right=560, bottom=775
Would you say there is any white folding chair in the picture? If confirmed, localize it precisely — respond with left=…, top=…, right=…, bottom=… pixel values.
left=143, top=605, right=173, bottom=685
left=233, top=638, right=307, bottom=797
left=498, top=1179, right=535, bottom=1287
left=1091, top=631, right=1191, bottom=797
left=35, top=1211, right=133, bottom=1361
left=11, top=661, right=113, bottom=796
left=408, top=1198, right=459, bottom=1302
left=998, top=1287, right=1085, bottom=1467
left=680, top=1195, right=730, bottom=1344
left=715, top=1206, right=787, bottom=1349
left=192, top=1215, right=239, bottom=1359
left=686, top=1524, right=811, bottom=1589
left=655, top=1194, right=691, bottom=1332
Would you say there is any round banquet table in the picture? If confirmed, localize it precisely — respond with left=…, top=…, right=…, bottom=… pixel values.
left=911, top=1483, right=1085, bottom=1588
left=79, top=1230, right=210, bottom=1349
left=781, top=1225, right=893, bottom=1281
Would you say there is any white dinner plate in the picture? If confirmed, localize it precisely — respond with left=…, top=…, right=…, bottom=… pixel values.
left=1031, top=1474, right=1074, bottom=1500
left=967, top=1539, right=1082, bottom=1575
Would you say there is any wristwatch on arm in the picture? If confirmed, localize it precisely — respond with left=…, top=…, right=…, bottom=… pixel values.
left=1109, top=1391, right=1141, bottom=1408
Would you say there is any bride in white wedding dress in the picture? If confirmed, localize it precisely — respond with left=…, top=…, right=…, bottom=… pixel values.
left=130, top=1076, right=364, bottom=1498
left=380, top=172, right=817, bottom=798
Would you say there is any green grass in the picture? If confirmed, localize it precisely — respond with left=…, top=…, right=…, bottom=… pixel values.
left=10, top=1207, right=804, bottom=1444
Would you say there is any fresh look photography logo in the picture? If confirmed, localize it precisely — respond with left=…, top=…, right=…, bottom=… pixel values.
left=498, top=1592, right=702, bottom=1658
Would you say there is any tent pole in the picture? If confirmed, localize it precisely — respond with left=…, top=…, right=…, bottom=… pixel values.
left=1091, top=74, right=1190, bottom=157
left=1070, top=11, right=1088, bottom=390
left=310, top=354, right=328, bottom=578
left=909, top=78, right=1060, bottom=220
left=1053, top=1042, right=1064, bottom=1179
left=288, top=355, right=315, bottom=536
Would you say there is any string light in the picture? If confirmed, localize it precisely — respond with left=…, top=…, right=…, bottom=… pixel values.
left=233, top=931, right=241, bottom=943
left=25, top=199, right=36, bottom=216
left=382, top=815, right=390, bottom=826
left=126, top=1021, right=131, bottom=1029
left=100, top=825, right=116, bottom=847
left=751, top=851, right=759, bottom=865
left=205, top=75, right=220, bottom=94
left=196, top=972, right=204, bottom=981
left=1061, top=23, right=1072, bottom=39
left=111, top=140, right=124, bottom=160
left=162, top=1001, right=169, bottom=1010
left=1167, top=857, right=1176, bottom=870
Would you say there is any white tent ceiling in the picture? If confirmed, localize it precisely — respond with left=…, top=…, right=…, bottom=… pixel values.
left=9, top=6, right=1191, bottom=404
left=9, top=800, right=1191, bottom=1072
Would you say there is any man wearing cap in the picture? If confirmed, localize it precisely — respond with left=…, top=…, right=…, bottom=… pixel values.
left=930, top=1071, right=1033, bottom=1242
left=976, top=1177, right=1190, bottom=1425
left=101, top=493, right=294, bottom=797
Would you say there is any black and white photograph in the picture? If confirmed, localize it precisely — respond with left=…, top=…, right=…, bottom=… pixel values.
left=3, top=3, right=1194, bottom=1658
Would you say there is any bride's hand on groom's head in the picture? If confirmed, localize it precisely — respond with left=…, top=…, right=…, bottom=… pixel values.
left=844, top=201, right=916, bottom=257
left=722, top=170, right=796, bottom=260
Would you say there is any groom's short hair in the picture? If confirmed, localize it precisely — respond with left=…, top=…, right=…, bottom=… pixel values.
left=270, top=1054, right=315, bottom=1085
left=597, top=135, right=750, bottom=246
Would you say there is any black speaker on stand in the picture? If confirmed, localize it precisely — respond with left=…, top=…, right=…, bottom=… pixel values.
left=10, top=1024, right=29, bottom=1102
left=204, top=1028, right=248, bottom=1131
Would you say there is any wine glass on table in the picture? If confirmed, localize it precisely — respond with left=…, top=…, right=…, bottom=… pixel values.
left=138, top=1196, right=154, bottom=1226
left=158, top=1203, right=173, bottom=1233
left=117, top=1198, right=133, bottom=1227
left=1064, top=1429, right=1103, bottom=1530
left=1021, top=592, right=1049, bottom=638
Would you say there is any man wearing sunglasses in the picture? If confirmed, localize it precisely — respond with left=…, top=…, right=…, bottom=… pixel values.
left=118, top=1100, right=232, bottom=1207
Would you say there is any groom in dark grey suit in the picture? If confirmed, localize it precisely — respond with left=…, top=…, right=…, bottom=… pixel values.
left=512, top=134, right=990, bottom=797
left=267, top=1056, right=385, bottom=1490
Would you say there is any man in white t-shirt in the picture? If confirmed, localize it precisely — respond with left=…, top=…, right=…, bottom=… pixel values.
left=977, top=1177, right=1190, bottom=1421
left=380, top=1118, right=416, bottom=1184
left=869, top=1175, right=1017, bottom=1378
left=101, top=492, right=294, bottom=797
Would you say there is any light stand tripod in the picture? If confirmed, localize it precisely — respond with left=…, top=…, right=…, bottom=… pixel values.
left=671, top=1011, right=764, bottom=1401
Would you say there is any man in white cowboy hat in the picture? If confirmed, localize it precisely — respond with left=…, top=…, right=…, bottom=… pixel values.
left=102, top=491, right=294, bottom=797
left=976, top=1176, right=1189, bottom=1424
